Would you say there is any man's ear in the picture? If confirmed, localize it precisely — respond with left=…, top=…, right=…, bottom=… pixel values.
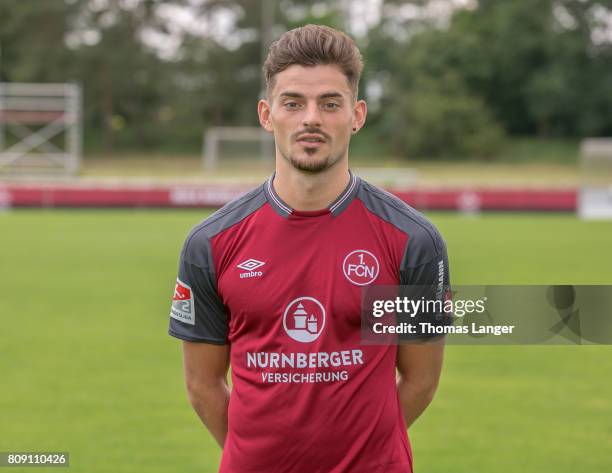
left=351, top=99, right=367, bottom=134
left=258, top=99, right=274, bottom=133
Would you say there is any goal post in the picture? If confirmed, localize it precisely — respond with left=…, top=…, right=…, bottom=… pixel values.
left=578, top=138, right=612, bottom=219
left=201, top=126, right=418, bottom=187
left=202, top=126, right=274, bottom=172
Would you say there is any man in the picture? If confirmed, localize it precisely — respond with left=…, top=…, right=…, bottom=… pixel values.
left=169, top=24, right=449, bottom=473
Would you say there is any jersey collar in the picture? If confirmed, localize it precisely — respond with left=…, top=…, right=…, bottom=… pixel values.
left=265, top=170, right=360, bottom=218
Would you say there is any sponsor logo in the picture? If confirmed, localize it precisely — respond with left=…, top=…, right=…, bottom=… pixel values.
left=246, top=350, right=364, bottom=384
left=282, top=297, right=326, bottom=343
left=237, top=258, right=265, bottom=279
left=247, top=350, right=364, bottom=369
left=246, top=298, right=365, bottom=384
left=342, top=249, right=380, bottom=286
left=170, top=278, right=195, bottom=325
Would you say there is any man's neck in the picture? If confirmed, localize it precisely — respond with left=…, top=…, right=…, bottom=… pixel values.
left=273, top=163, right=350, bottom=212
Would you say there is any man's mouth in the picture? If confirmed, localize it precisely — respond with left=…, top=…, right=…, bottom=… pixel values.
left=296, top=134, right=326, bottom=147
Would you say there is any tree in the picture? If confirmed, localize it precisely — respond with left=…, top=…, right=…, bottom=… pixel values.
left=365, top=3, right=505, bottom=159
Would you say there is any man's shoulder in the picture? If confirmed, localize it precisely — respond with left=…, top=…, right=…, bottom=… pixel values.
left=183, top=183, right=267, bottom=251
left=356, top=178, right=446, bottom=263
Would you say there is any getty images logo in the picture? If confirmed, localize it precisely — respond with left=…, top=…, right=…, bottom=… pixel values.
left=237, top=258, right=265, bottom=279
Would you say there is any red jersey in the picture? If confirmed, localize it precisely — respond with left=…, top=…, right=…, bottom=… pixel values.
left=169, top=172, right=450, bottom=473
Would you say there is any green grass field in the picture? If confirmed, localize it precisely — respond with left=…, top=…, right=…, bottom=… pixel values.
left=1, top=211, right=611, bottom=472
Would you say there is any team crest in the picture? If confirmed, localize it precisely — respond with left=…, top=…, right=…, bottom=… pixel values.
left=342, top=249, right=380, bottom=286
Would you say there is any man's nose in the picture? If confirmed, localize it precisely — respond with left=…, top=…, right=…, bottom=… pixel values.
left=303, top=102, right=322, bottom=128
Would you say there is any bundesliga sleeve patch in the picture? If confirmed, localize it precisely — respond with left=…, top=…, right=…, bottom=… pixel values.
left=170, top=278, right=195, bottom=325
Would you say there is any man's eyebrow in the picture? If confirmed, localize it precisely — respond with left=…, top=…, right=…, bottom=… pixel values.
left=318, top=92, right=344, bottom=100
left=278, top=91, right=345, bottom=100
left=279, top=91, right=304, bottom=98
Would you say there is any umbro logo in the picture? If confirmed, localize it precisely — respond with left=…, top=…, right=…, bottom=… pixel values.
left=237, top=258, right=265, bottom=279
left=237, top=259, right=265, bottom=271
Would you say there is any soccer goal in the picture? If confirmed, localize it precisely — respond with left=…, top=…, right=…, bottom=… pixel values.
left=578, top=138, right=612, bottom=220
left=202, top=126, right=274, bottom=173
left=201, top=126, right=418, bottom=190
left=0, top=82, right=82, bottom=175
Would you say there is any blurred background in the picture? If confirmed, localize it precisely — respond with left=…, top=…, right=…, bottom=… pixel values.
left=1, top=1, right=612, bottom=473
left=1, top=0, right=611, bottom=183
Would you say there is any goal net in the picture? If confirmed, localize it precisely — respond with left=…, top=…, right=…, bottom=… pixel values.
left=202, top=127, right=274, bottom=176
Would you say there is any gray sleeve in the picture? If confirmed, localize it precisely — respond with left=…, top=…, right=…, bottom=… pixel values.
left=399, top=225, right=452, bottom=339
left=168, top=231, right=228, bottom=344
left=400, top=229, right=450, bottom=288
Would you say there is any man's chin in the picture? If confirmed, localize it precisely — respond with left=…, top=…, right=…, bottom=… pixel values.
left=289, top=156, right=332, bottom=173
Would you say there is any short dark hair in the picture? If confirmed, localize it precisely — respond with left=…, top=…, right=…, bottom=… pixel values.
left=263, top=24, right=363, bottom=99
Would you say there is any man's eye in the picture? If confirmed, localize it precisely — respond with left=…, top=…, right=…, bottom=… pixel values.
left=284, top=102, right=300, bottom=109
left=323, top=102, right=339, bottom=109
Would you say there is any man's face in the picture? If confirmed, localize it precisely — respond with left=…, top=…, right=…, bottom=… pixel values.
left=258, top=64, right=366, bottom=173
